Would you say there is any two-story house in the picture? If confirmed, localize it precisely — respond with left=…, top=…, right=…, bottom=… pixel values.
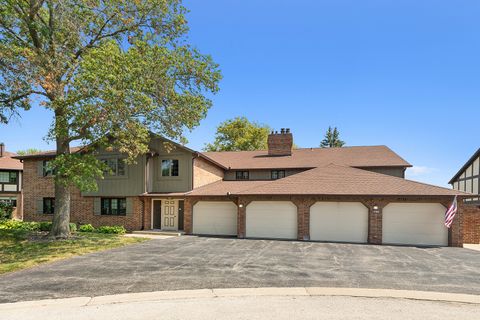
left=0, top=143, right=23, bottom=219
left=449, top=148, right=480, bottom=244
left=16, top=131, right=468, bottom=247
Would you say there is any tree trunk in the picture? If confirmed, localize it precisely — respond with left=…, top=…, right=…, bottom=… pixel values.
left=50, top=180, right=71, bottom=238
left=49, top=107, right=71, bottom=239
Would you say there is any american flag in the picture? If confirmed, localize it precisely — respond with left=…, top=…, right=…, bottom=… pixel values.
left=444, top=196, right=458, bottom=228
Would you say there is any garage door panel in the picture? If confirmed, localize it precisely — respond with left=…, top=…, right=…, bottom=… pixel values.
left=310, top=202, right=368, bottom=243
left=382, top=203, right=448, bottom=246
left=246, top=201, right=297, bottom=239
left=193, top=201, right=237, bottom=236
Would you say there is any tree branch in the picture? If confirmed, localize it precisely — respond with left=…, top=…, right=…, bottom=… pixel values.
left=0, top=90, right=47, bottom=104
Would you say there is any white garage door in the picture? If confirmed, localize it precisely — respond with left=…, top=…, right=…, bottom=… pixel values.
left=382, top=203, right=448, bottom=246
left=310, top=202, right=368, bottom=243
left=193, top=201, right=237, bottom=236
left=246, top=201, right=297, bottom=239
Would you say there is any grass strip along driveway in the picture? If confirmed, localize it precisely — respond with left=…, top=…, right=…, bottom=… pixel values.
left=0, top=229, right=147, bottom=274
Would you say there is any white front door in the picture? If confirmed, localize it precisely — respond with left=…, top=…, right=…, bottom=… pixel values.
left=161, top=199, right=178, bottom=230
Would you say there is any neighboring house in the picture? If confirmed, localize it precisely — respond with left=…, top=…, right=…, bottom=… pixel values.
left=15, top=131, right=468, bottom=247
left=0, top=143, right=23, bottom=219
left=449, top=148, right=480, bottom=244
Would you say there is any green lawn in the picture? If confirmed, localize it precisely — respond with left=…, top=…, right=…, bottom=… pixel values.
left=0, top=230, right=148, bottom=274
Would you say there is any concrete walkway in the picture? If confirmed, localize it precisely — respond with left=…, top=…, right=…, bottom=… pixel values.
left=464, top=244, right=480, bottom=252
left=1, top=287, right=479, bottom=320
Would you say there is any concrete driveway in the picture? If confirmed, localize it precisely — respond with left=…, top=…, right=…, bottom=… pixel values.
left=0, top=236, right=479, bottom=303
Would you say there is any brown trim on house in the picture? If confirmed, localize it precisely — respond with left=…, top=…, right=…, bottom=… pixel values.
left=449, top=148, right=480, bottom=184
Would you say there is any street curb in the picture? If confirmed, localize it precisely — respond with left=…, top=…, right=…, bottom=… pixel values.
left=0, top=287, right=479, bottom=310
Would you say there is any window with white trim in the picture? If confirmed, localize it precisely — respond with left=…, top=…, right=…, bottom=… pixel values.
left=161, top=159, right=179, bottom=177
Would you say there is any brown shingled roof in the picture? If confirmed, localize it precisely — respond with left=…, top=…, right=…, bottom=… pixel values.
left=188, top=165, right=468, bottom=197
left=13, top=147, right=83, bottom=160
left=201, top=146, right=411, bottom=170
left=0, top=151, right=23, bottom=170
left=187, top=180, right=272, bottom=196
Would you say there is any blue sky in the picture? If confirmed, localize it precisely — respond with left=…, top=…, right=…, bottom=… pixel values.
left=1, top=0, right=479, bottom=187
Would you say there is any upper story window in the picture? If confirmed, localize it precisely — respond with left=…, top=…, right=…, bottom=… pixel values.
left=161, top=159, right=179, bottom=177
left=43, top=197, right=55, bottom=215
left=101, top=198, right=126, bottom=216
left=0, top=171, right=17, bottom=184
left=236, top=171, right=249, bottom=180
left=102, top=158, right=126, bottom=176
left=43, top=160, right=55, bottom=176
left=271, top=170, right=285, bottom=180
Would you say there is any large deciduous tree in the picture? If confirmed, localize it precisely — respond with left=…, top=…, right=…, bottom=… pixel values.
left=320, top=126, right=345, bottom=148
left=0, top=1, right=221, bottom=238
left=204, top=117, right=270, bottom=152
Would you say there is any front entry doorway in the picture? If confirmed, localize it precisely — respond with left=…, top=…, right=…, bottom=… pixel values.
left=161, top=199, right=178, bottom=231
left=152, top=200, right=162, bottom=229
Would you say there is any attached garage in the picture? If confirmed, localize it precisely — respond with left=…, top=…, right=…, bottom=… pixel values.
left=310, top=202, right=369, bottom=243
left=192, top=201, right=237, bottom=236
left=382, top=203, right=448, bottom=246
left=246, top=201, right=297, bottom=239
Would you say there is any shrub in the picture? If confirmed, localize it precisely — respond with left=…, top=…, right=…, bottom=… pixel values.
left=39, top=222, right=52, bottom=231
left=0, top=220, right=39, bottom=231
left=0, top=202, right=14, bottom=220
left=96, top=225, right=126, bottom=234
left=0, top=220, right=77, bottom=233
left=79, top=224, right=95, bottom=232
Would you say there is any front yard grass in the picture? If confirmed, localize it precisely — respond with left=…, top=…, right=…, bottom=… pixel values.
left=0, top=229, right=148, bottom=274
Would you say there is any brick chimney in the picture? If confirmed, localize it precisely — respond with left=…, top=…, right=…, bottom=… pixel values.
left=267, top=128, right=293, bottom=156
left=0, top=143, right=4, bottom=157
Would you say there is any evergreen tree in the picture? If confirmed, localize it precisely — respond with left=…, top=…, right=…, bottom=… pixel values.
left=320, top=127, right=345, bottom=148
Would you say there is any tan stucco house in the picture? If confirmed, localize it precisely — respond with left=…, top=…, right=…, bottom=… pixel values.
left=15, top=131, right=469, bottom=247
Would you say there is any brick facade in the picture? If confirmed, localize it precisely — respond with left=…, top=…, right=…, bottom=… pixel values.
left=463, top=204, right=480, bottom=244
left=184, top=195, right=464, bottom=247
left=192, top=157, right=224, bottom=189
left=22, top=159, right=145, bottom=231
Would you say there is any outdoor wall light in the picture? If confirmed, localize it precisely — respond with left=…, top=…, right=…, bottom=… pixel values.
left=239, top=204, right=244, bottom=208
left=373, top=205, right=379, bottom=210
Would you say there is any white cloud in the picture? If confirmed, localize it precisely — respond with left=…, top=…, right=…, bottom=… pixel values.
left=406, top=166, right=437, bottom=176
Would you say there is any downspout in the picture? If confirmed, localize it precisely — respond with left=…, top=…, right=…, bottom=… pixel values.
left=141, top=154, right=151, bottom=230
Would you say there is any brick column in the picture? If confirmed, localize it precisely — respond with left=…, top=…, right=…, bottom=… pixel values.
left=449, top=200, right=464, bottom=247
left=237, top=197, right=251, bottom=238
left=184, top=198, right=199, bottom=234
left=142, top=198, right=151, bottom=230
left=293, top=198, right=315, bottom=241
left=366, top=202, right=384, bottom=245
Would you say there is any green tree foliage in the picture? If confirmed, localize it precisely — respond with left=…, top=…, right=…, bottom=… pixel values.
left=0, top=1, right=221, bottom=238
left=320, top=126, right=345, bottom=148
left=204, top=117, right=271, bottom=151
left=16, top=149, right=43, bottom=156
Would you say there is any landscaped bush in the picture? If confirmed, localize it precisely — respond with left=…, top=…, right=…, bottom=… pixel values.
left=0, top=220, right=77, bottom=232
left=0, top=220, right=39, bottom=231
left=96, top=225, right=126, bottom=234
left=79, top=224, right=95, bottom=232
left=38, top=222, right=52, bottom=231
left=0, top=202, right=14, bottom=220
left=69, top=223, right=77, bottom=232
